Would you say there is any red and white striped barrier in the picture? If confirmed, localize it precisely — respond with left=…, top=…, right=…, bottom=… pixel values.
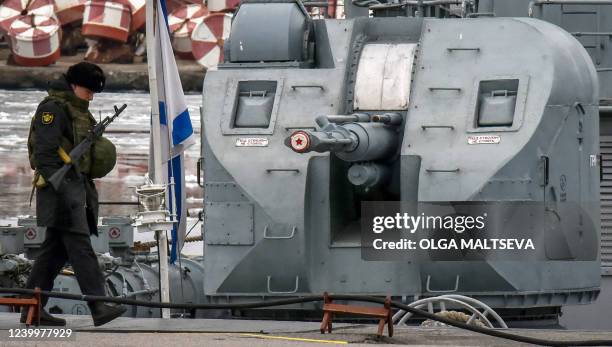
left=165, top=0, right=185, bottom=15
left=82, top=0, right=131, bottom=42
left=0, top=0, right=55, bottom=33
left=191, top=13, right=231, bottom=69
left=9, top=14, right=61, bottom=66
left=117, top=0, right=144, bottom=32
left=53, top=0, right=86, bottom=25
left=168, top=3, right=208, bottom=59
left=207, top=0, right=240, bottom=12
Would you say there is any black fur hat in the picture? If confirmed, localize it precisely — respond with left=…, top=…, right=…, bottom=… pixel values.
left=65, top=62, right=106, bottom=93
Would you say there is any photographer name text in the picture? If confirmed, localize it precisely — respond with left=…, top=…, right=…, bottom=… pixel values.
left=370, top=213, right=535, bottom=251
left=372, top=238, right=535, bottom=250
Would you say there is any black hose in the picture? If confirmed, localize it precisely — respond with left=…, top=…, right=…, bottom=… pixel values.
left=1, top=288, right=611, bottom=346
left=0, top=288, right=322, bottom=309
left=333, top=295, right=612, bottom=347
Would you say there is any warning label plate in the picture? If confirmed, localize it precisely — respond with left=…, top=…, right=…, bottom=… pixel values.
left=467, top=135, right=501, bottom=145
left=235, top=137, right=269, bottom=147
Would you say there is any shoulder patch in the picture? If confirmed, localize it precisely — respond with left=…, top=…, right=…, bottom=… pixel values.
left=41, top=112, right=54, bottom=125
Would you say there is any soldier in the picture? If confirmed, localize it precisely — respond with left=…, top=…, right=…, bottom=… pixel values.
left=23, top=62, right=126, bottom=327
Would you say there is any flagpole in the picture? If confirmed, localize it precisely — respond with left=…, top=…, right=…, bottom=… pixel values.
left=145, top=0, right=171, bottom=319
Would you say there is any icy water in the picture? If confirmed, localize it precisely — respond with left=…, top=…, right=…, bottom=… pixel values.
left=0, top=89, right=204, bottom=253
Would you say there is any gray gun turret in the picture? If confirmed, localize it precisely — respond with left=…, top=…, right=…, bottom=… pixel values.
left=285, top=113, right=402, bottom=188
left=285, top=113, right=402, bottom=161
left=199, top=0, right=602, bottom=314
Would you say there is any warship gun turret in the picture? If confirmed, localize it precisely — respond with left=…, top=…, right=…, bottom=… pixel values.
left=286, top=113, right=402, bottom=188
left=200, top=0, right=601, bottom=321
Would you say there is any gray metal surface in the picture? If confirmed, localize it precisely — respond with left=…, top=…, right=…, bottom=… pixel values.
left=561, top=273, right=612, bottom=329
left=15, top=216, right=132, bottom=256
left=228, top=0, right=312, bottom=63
left=474, top=0, right=612, bottom=282
left=0, top=217, right=205, bottom=319
left=0, top=227, right=24, bottom=255
left=45, top=257, right=205, bottom=319
left=478, top=0, right=612, bottom=103
left=200, top=9, right=601, bottom=312
left=602, top=135, right=612, bottom=267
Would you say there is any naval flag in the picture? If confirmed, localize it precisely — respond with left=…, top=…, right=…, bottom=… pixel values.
left=151, top=0, right=194, bottom=263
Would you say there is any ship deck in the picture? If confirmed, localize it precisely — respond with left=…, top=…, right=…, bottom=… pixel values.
left=0, top=312, right=611, bottom=346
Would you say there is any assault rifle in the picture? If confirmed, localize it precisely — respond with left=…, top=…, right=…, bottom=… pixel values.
left=48, top=103, right=127, bottom=190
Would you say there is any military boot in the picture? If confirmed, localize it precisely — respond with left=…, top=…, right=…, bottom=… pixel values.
left=20, top=308, right=66, bottom=326
left=88, top=302, right=126, bottom=327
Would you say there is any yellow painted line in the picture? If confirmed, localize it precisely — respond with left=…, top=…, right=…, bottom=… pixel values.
left=240, top=333, right=349, bottom=345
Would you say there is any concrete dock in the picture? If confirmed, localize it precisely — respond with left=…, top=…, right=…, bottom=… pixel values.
left=0, top=313, right=612, bottom=346
left=0, top=47, right=205, bottom=92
